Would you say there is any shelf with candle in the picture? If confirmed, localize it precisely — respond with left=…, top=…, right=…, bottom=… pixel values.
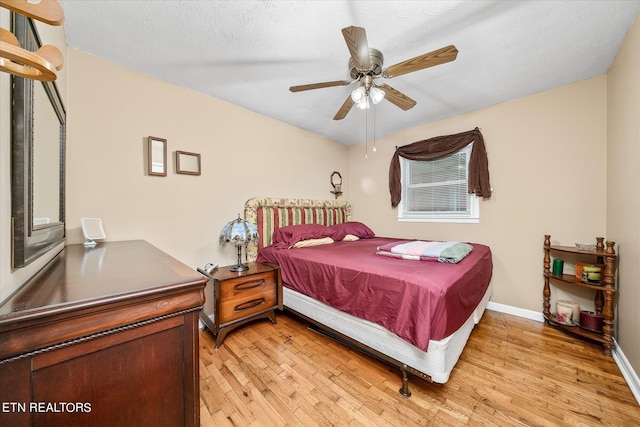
left=543, top=234, right=616, bottom=355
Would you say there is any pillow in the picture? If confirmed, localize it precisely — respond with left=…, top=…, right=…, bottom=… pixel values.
left=330, top=222, right=375, bottom=240
left=342, top=234, right=360, bottom=242
left=292, top=237, right=335, bottom=248
left=271, top=224, right=334, bottom=248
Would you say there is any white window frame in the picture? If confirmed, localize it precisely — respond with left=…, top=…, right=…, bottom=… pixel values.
left=398, top=144, right=479, bottom=223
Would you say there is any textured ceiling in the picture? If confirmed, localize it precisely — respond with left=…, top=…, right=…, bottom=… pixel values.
left=59, top=0, right=640, bottom=146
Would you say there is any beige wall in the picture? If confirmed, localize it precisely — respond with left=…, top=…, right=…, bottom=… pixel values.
left=349, top=76, right=607, bottom=314
left=0, top=11, right=68, bottom=302
left=65, top=49, right=348, bottom=270
left=607, top=14, right=640, bottom=377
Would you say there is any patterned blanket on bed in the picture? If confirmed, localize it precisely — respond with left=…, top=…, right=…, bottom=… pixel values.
left=376, top=240, right=473, bottom=263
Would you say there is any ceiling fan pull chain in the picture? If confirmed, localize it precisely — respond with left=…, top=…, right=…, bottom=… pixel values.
left=365, top=103, right=369, bottom=159
left=372, top=103, right=377, bottom=153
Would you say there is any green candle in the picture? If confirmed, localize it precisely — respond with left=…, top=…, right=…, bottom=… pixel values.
left=552, top=259, right=564, bottom=275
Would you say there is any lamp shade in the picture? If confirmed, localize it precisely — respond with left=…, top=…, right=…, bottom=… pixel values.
left=350, top=86, right=367, bottom=103
left=219, top=215, right=259, bottom=272
left=370, top=86, right=385, bottom=104
left=219, top=215, right=259, bottom=247
left=356, top=97, right=370, bottom=110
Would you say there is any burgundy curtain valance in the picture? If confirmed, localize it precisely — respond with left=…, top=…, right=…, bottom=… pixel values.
left=389, top=128, right=491, bottom=208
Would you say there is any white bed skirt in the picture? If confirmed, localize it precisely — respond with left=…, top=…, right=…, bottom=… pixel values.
left=284, top=283, right=492, bottom=383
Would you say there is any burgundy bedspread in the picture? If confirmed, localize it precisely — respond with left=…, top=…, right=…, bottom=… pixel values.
left=257, top=237, right=492, bottom=351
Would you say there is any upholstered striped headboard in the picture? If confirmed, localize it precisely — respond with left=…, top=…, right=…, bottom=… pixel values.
left=244, top=197, right=352, bottom=262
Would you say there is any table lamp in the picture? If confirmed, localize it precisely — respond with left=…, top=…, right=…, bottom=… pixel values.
left=219, top=214, right=259, bottom=272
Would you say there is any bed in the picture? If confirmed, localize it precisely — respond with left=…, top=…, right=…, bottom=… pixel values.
left=245, top=197, right=493, bottom=397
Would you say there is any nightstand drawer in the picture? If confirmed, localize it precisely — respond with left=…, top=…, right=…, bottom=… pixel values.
left=219, top=271, right=277, bottom=324
left=219, top=271, right=277, bottom=300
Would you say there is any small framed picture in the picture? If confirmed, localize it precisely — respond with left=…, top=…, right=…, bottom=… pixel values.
left=147, top=136, right=167, bottom=176
left=176, top=151, right=201, bottom=175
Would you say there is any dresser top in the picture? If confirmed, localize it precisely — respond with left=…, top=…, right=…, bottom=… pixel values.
left=0, top=240, right=206, bottom=321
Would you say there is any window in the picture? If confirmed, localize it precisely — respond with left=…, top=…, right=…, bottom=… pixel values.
left=398, top=144, right=479, bottom=223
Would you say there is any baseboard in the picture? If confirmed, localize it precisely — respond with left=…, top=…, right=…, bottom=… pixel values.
left=612, top=341, right=640, bottom=405
left=486, top=301, right=545, bottom=322
left=487, top=301, right=640, bottom=406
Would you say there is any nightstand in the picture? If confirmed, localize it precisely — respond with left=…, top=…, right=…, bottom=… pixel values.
left=197, top=262, right=282, bottom=348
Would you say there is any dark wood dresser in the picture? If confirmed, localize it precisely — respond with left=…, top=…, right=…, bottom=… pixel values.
left=0, top=240, right=207, bottom=427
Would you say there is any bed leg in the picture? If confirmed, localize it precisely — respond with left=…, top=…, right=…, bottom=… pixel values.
left=399, top=367, right=412, bottom=398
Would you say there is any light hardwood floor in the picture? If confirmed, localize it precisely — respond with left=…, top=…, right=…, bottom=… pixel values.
left=199, top=310, right=639, bottom=426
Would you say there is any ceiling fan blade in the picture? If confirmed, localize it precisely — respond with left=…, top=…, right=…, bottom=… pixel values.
left=341, top=26, right=371, bottom=71
left=379, top=84, right=416, bottom=110
left=333, top=95, right=355, bottom=120
left=384, top=45, right=458, bottom=78
left=289, top=80, right=352, bottom=92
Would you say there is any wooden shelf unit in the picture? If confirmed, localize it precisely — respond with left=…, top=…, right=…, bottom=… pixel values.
left=543, top=235, right=617, bottom=355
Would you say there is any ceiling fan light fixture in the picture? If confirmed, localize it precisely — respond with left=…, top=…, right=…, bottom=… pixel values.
left=350, top=86, right=367, bottom=104
left=356, top=97, right=370, bottom=110
left=370, top=86, right=385, bottom=104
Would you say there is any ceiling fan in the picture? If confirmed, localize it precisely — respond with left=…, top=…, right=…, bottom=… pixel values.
left=289, top=26, right=458, bottom=120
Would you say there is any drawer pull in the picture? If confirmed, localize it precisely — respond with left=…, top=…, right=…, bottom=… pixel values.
left=234, top=279, right=265, bottom=292
left=234, top=298, right=265, bottom=312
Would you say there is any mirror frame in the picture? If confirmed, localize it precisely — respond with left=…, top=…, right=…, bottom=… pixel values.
left=147, top=136, right=167, bottom=176
left=176, top=150, right=201, bottom=176
left=11, top=13, right=66, bottom=268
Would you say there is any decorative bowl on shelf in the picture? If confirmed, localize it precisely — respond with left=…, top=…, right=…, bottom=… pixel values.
left=575, top=243, right=596, bottom=251
left=579, top=310, right=603, bottom=333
